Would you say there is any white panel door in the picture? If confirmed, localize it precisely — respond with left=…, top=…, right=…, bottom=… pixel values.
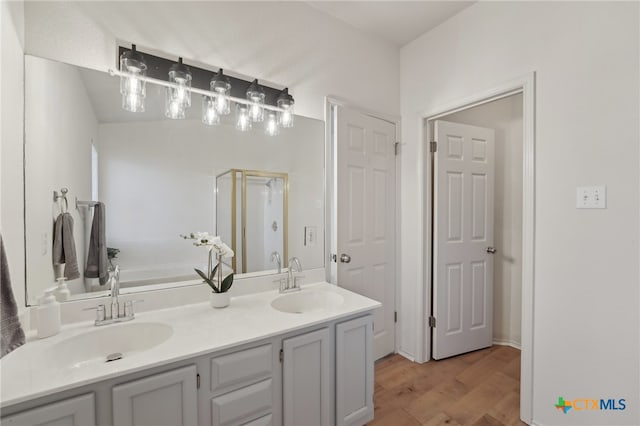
left=433, top=120, right=495, bottom=360
left=2, top=393, right=95, bottom=426
left=336, top=105, right=396, bottom=360
left=112, top=365, right=198, bottom=426
left=282, top=328, right=330, bottom=426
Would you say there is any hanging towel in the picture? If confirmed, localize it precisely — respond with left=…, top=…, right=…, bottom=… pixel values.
left=85, top=202, right=108, bottom=285
left=1, top=234, right=26, bottom=358
left=52, top=212, right=80, bottom=280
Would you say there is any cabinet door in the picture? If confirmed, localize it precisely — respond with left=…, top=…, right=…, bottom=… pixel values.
left=336, top=316, right=374, bottom=426
left=2, top=393, right=95, bottom=426
left=112, top=365, right=198, bottom=426
left=282, top=328, right=330, bottom=426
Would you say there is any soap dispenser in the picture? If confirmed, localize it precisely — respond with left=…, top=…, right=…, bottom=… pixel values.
left=53, top=277, right=71, bottom=302
left=37, top=288, right=61, bottom=339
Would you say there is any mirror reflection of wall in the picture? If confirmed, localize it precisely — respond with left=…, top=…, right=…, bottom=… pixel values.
left=24, top=55, right=325, bottom=305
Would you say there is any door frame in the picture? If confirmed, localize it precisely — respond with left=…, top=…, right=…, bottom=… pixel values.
left=324, top=95, right=401, bottom=355
left=420, top=72, right=535, bottom=423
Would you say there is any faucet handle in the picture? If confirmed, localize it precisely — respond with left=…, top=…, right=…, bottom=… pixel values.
left=124, top=299, right=144, bottom=317
left=83, top=304, right=106, bottom=322
left=293, top=275, right=305, bottom=289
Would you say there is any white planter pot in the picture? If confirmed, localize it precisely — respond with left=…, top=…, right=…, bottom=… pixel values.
left=209, top=292, right=230, bottom=308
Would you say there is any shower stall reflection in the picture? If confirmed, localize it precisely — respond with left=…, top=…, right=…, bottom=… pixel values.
left=216, top=169, right=288, bottom=274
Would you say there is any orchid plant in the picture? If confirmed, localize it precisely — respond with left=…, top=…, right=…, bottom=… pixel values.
left=181, top=232, right=235, bottom=293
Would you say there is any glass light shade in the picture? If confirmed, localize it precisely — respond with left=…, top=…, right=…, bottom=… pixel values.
left=246, top=81, right=265, bottom=122
left=264, top=112, right=279, bottom=136
left=210, top=70, right=231, bottom=115
left=236, top=104, right=252, bottom=132
left=168, top=69, right=192, bottom=107
left=277, top=88, right=295, bottom=128
left=202, top=96, right=220, bottom=126
left=119, top=54, right=147, bottom=113
left=165, top=89, right=186, bottom=119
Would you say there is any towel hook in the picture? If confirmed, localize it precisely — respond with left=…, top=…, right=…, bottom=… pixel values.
left=53, top=188, right=69, bottom=213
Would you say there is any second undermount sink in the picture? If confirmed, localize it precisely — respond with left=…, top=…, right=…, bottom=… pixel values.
left=271, top=290, right=344, bottom=314
left=48, top=322, right=173, bottom=370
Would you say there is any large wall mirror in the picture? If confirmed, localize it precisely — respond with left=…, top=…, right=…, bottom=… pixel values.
left=24, top=55, right=324, bottom=305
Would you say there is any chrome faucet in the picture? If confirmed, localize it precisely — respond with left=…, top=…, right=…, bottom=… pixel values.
left=271, top=251, right=282, bottom=274
left=85, top=265, right=141, bottom=326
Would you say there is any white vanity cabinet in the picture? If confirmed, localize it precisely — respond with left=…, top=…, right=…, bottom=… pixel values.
left=112, top=365, right=198, bottom=426
left=282, top=327, right=331, bottom=426
left=335, top=316, right=374, bottom=426
left=1, top=393, right=96, bottom=426
left=1, top=314, right=374, bottom=426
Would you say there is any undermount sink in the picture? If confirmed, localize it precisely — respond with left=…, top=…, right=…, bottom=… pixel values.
left=48, top=322, right=173, bottom=370
left=271, top=290, right=344, bottom=314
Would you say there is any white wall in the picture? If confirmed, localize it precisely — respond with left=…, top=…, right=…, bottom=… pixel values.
left=1, top=0, right=26, bottom=315
left=400, top=2, right=639, bottom=425
left=24, top=56, right=97, bottom=303
left=23, top=1, right=400, bottom=122
left=444, top=94, right=523, bottom=347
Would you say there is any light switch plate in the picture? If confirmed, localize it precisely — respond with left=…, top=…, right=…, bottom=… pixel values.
left=576, top=185, right=606, bottom=209
left=304, top=226, right=318, bottom=246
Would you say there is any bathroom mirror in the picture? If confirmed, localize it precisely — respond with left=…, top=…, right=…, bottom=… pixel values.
left=24, top=55, right=324, bottom=305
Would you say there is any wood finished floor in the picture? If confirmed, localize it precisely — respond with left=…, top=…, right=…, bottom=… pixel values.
left=370, top=345, right=525, bottom=426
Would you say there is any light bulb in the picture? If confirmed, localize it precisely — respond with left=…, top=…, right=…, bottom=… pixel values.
left=202, top=96, right=220, bottom=126
left=265, top=112, right=279, bottom=136
left=215, top=93, right=229, bottom=115
left=277, top=88, right=295, bottom=128
left=236, top=104, right=251, bottom=132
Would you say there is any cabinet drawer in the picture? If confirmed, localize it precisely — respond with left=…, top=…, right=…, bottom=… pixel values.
left=210, top=344, right=272, bottom=392
left=211, top=379, right=272, bottom=426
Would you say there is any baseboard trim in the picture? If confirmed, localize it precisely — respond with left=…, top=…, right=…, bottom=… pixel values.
left=493, top=339, right=522, bottom=350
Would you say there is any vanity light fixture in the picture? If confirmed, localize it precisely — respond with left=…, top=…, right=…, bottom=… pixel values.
left=265, top=112, right=279, bottom=136
left=277, top=88, right=295, bottom=128
left=246, top=79, right=265, bottom=122
left=210, top=69, right=231, bottom=115
left=236, top=104, right=252, bottom=132
left=165, top=57, right=192, bottom=119
left=114, top=46, right=295, bottom=134
left=119, top=44, right=147, bottom=112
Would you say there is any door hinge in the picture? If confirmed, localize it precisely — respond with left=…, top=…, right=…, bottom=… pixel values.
left=394, top=311, right=398, bottom=323
left=279, top=349, right=284, bottom=363
left=196, top=373, right=201, bottom=389
left=429, top=316, right=436, bottom=328
left=429, top=141, right=437, bottom=153
left=394, top=142, right=400, bottom=156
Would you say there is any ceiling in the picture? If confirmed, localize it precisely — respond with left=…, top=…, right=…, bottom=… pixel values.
left=306, top=1, right=475, bottom=47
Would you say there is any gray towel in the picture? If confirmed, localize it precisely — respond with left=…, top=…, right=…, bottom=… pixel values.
left=85, top=202, right=108, bottom=285
left=52, top=212, right=80, bottom=280
left=1, top=235, right=26, bottom=358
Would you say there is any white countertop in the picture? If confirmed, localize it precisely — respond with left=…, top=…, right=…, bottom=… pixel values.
left=0, top=282, right=380, bottom=408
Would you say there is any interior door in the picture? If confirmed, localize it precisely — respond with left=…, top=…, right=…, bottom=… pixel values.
left=432, top=120, right=495, bottom=360
left=336, top=105, right=396, bottom=360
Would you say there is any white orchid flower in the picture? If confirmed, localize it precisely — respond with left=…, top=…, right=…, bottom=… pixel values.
left=211, top=241, right=234, bottom=258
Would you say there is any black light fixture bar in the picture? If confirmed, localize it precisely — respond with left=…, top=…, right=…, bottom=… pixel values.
left=118, top=46, right=285, bottom=107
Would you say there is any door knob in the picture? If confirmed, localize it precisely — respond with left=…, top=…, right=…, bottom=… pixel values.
left=486, top=247, right=497, bottom=254
left=340, top=253, right=352, bottom=263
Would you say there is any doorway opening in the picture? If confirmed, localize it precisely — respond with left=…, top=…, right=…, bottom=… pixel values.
left=429, top=93, right=523, bottom=359
left=421, top=73, right=535, bottom=424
